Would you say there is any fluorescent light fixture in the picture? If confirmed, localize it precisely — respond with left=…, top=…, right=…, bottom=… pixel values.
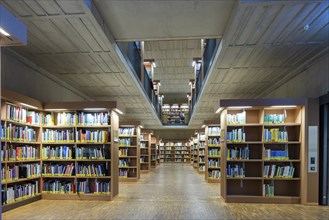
left=20, top=102, right=38, bottom=109
left=158, top=82, right=161, bottom=86
left=44, top=109, right=68, bottom=111
left=227, top=106, right=252, bottom=109
left=140, top=125, right=144, bottom=129
left=270, top=105, right=297, bottom=108
left=114, top=108, right=124, bottom=115
left=192, top=61, right=196, bottom=67
left=152, top=62, right=156, bottom=68
left=0, top=27, right=10, bottom=36
left=83, top=108, right=107, bottom=111
left=215, top=107, right=223, bottom=114
left=201, top=124, right=206, bottom=128
left=195, top=132, right=198, bottom=135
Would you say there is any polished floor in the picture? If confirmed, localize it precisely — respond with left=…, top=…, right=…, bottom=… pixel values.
left=3, top=163, right=329, bottom=220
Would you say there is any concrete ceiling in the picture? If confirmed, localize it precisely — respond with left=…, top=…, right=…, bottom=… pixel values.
left=2, top=0, right=328, bottom=141
left=144, top=39, right=201, bottom=103
left=93, top=0, right=236, bottom=41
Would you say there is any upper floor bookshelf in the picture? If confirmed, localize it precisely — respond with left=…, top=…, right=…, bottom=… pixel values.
left=140, top=130, right=151, bottom=173
left=161, top=104, right=189, bottom=125
left=220, top=98, right=307, bottom=204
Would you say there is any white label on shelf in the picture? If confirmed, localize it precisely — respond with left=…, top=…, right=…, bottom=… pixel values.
left=308, top=126, right=318, bottom=173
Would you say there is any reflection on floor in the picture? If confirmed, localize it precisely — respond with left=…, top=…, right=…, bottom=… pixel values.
left=2, top=164, right=329, bottom=219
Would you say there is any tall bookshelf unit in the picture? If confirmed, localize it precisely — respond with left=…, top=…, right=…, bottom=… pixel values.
left=164, top=142, right=174, bottom=162
left=159, top=142, right=165, bottom=163
left=1, top=97, right=43, bottom=212
left=1, top=90, right=122, bottom=211
left=150, top=136, right=157, bottom=168
left=140, top=130, right=151, bottom=173
left=192, top=136, right=198, bottom=168
left=189, top=139, right=194, bottom=165
left=118, top=123, right=140, bottom=182
left=41, top=102, right=120, bottom=202
left=156, top=140, right=161, bottom=165
left=220, top=99, right=306, bottom=204
left=197, top=132, right=206, bottom=174
left=205, top=123, right=221, bottom=183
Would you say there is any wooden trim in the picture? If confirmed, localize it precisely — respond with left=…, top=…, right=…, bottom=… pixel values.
left=1, top=88, right=43, bottom=110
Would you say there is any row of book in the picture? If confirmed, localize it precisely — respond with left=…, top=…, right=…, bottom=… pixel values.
left=264, top=129, right=288, bottom=142
left=199, top=142, right=205, bottom=147
left=198, top=133, right=206, bottom=140
left=227, top=111, right=246, bottom=124
left=227, top=146, right=250, bottom=160
left=42, top=180, right=110, bottom=194
left=199, top=149, right=205, bottom=155
left=1, top=125, right=36, bottom=142
left=208, top=159, right=220, bottom=167
left=119, top=169, right=128, bottom=178
left=208, top=149, right=220, bottom=156
left=226, top=129, right=245, bottom=142
left=42, top=129, right=74, bottom=142
left=42, top=112, right=75, bottom=126
left=264, top=114, right=285, bottom=124
left=42, top=145, right=72, bottom=159
left=199, top=165, right=205, bottom=171
left=208, top=170, right=221, bottom=179
left=76, top=112, right=109, bottom=126
left=119, top=159, right=130, bottom=167
left=119, top=138, right=131, bottom=146
left=263, top=165, right=295, bottom=178
left=76, top=130, right=109, bottom=143
left=227, top=164, right=245, bottom=178
left=264, top=148, right=289, bottom=160
left=140, top=142, right=146, bottom=148
left=208, top=127, right=221, bottom=135
left=42, top=163, right=75, bottom=176
left=208, top=138, right=220, bottom=145
left=76, top=147, right=107, bottom=160
left=1, top=181, right=39, bottom=205
left=264, top=183, right=274, bottom=197
left=76, top=164, right=107, bottom=177
left=119, top=148, right=128, bottom=157
left=199, top=157, right=205, bottom=162
left=6, top=104, right=40, bottom=125
left=2, top=163, right=41, bottom=181
left=119, top=128, right=135, bottom=136
left=1, top=145, right=39, bottom=161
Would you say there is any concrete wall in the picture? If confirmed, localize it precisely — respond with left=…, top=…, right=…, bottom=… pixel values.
left=1, top=48, right=89, bottom=102
left=267, top=54, right=329, bottom=99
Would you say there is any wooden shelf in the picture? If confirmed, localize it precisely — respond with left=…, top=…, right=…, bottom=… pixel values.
left=42, top=142, right=75, bottom=145
left=76, top=176, right=111, bottom=179
left=42, top=176, right=76, bottom=178
left=226, top=177, right=263, bottom=180
left=2, top=194, right=42, bottom=212
left=227, top=159, right=263, bottom=162
left=227, top=123, right=262, bottom=127
left=207, top=134, right=221, bottom=137
left=263, top=123, right=301, bottom=127
left=3, top=176, right=41, bottom=185
left=42, top=125, right=75, bottom=129
left=76, top=125, right=110, bottom=128
left=42, top=159, right=75, bottom=162
left=76, top=159, right=111, bottom=162
left=4, top=159, right=41, bottom=163
left=6, top=119, right=41, bottom=128
left=226, top=141, right=263, bottom=144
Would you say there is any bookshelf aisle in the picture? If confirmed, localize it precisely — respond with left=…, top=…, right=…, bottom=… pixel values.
left=118, top=123, right=140, bottom=182
left=150, top=136, right=157, bottom=168
left=189, top=138, right=194, bottom=165
left=197, top=132, right=206, bottom=174
left=205, top=123, right=221, bottom=183
left=1, top=98, right=43, bottom=212
left=220, top=99, right=305, bottom=204
left=140, top=130, right=151, bottom=173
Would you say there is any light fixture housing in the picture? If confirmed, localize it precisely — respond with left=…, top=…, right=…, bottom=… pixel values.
left=113, top=108, right=124, bottom=115
left=0, top=27, right=10, bottom=36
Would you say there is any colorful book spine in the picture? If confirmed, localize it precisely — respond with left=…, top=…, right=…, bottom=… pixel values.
left=77, top=112, right=109, bottom=126
left=2, top=181, right=39, bottom=204
left=76, top=129, right=108, bottom=143
left=42, top=129, right=74, bottom=142
left=264, top=128, right=288, bottom=142
left=43, top=180, right=75, bottom=194
left=227, top=146, right=249, bottom=160
left=42, top=146, right=72, bottom=159
left=76, top=164, right=106, bottom=177
left=227, top=111, right=246, bottom=124
left=5, top=124, right=36, bottom=142
left=264, top=114, right=285, bottom=124
left=208, top=170, right=221, bottom=179
left=42, top=163, right=75, bottom=176
left=227, top=164, right=245, bottom=178
left=226, top=129, right=245, bottom=142
left=75, top=147, right=105, bottom=159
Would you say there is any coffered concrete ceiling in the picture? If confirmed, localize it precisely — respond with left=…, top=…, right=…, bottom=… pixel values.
left=2, top=0, right=328, bottom=141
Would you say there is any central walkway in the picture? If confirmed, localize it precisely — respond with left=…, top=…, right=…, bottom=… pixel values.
left=3, top=164, right=329, bottom=219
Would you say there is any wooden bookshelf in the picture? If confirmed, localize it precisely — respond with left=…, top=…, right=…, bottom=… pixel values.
left=140, top=130, right=151, bottom=173
left=159, top=141, right=165, bottom=163
left=205, top=123, right=221, bottom=183
left=150, top=136, right=157, bottom=168
left=161, top=141, right=190, bottom=163
left=220, top=99, right=306, bottom=204
left=192, top=136, right=198, bottom=169
left=1, top=98, right=43, bottom=212
left=40, top=103, right=120, bottom=201
left=156, top=139, right=161, bottom=165
left=197, top=132, right=206, bottom=174
left=118, top=123, right=140, bottom=182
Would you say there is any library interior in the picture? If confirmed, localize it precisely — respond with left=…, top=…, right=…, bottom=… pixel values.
left=0, top=0, right=329, bottom=219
